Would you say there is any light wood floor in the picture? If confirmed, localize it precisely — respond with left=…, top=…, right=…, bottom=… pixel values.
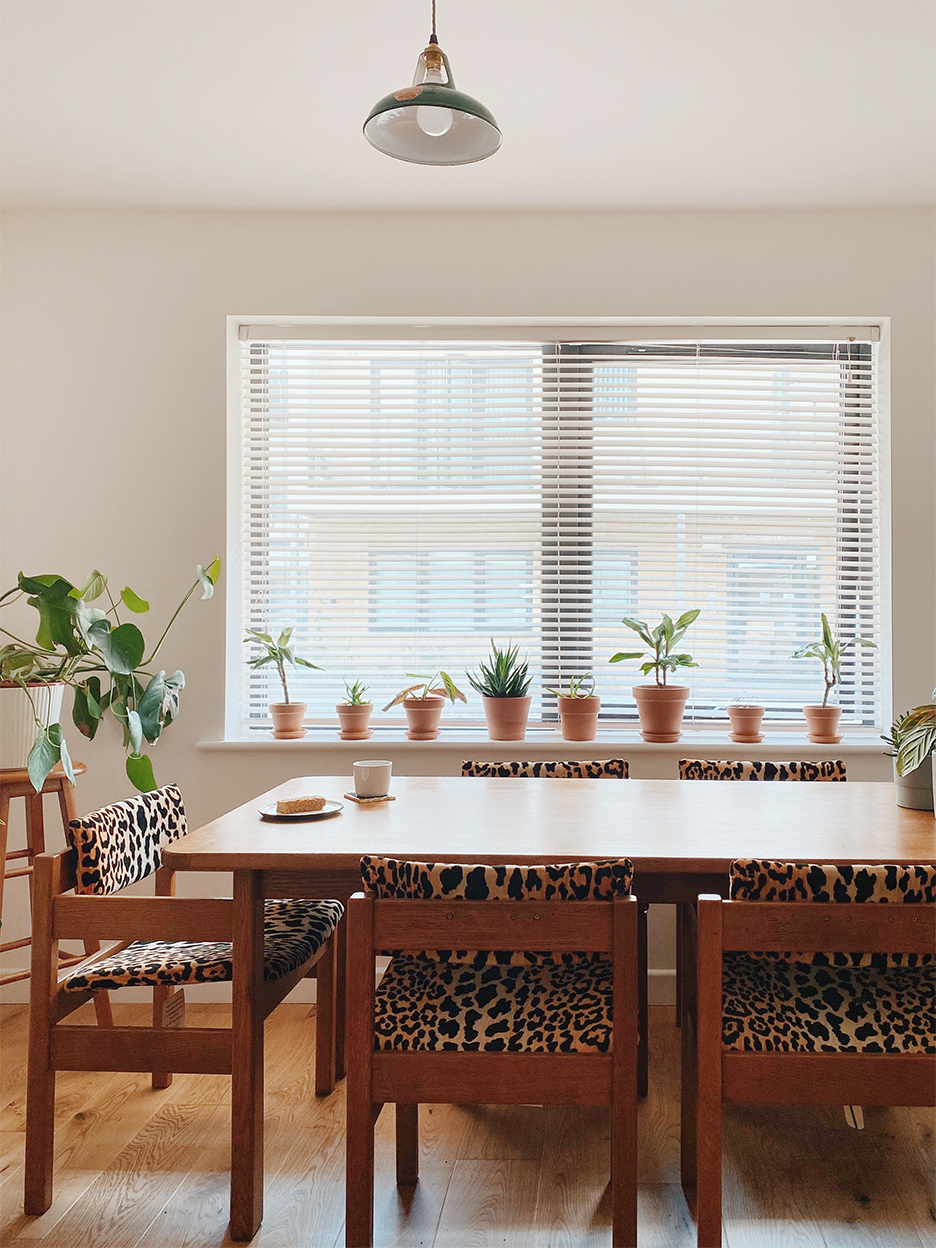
left=1, top=1003, right=932, bottom=1247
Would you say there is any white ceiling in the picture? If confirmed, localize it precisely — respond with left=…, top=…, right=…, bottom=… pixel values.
left=2, top=0, right=933, bottom=212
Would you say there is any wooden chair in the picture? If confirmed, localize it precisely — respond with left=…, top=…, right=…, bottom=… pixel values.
left=461, top=758, right=628, bottom=778
left=682, top=858, right=935, bottom=1248
left=677, top=759, right=847, bottom=781
left=25, top=783, right=344, bottom=1239
left=345, top=856, right=639, bottom=1247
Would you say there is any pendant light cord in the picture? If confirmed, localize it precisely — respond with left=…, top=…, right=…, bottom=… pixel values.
left=430, top=0, right=438, bottom=44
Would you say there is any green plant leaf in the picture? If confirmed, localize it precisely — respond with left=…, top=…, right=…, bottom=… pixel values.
left=294, top=656, right=322, bottom=670
left=277, top=628, right=294, bottom=647
left=78, top=570, right=108, bottom=602
left=196, top=562, right=220, bottom=600
left=126, top=709, right=143, bottom=755
left=27, top=723, right=63, bottom=792
left=75, top=600, right=110, bottom=649
left=120, top=587, right=150, bottom=613
left=609, top=651, right=644, bottom=663
left=72, top=683, right=101, bottom=740
left=97, top=622, right=146, bottom=675
left=126, top=752, right=157, bottom=793
left=620, top=617, right=652, bottom=645
left=20, top=574, right=81, bottom=654
left=56, top=726, right=76, bottom=786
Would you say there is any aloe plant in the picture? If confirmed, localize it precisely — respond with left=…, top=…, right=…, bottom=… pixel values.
left=545, top=673, right=596, bottom=699
left=243, top=627, right=321, bottom=704
left=0, top=558, right=221, bottom=793
left=341, top=679, right=371, bottom=706
left=609, top=611, right=700, bottom=687
left=466, top=641, right=532, bottom=699
left=382, top=671, right=466, bottom=711
left=791, top=612, right=876, bottom=707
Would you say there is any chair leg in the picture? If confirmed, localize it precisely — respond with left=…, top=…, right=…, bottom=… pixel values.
left=230, top=871, right=265, bottom=1242
left=637, top=903, right=649, bottom=1097
left=675, top=903, right=684, bottom=1027
left=335, top=914, right=347, bottom=1081
left=151, top=984, right=174, bottom=1090
left=314, top=936, right=338, bottom=1097
left=395, top=1103, right=419, bottom=1186
left=24, top=1049, right=55, bottom=1215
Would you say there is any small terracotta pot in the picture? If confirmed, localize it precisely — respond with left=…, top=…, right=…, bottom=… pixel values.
left=632, top=685, right=689, bottom=743
left=482, top=695, right=532, bottom=741
left=803, top=704, right=842, bottom=744
left=403, top=696, right=446, bottom=741
left=558, top=695, right=601, bottom=742
left=270, top=701, right=307, bottom=739
left=728, top=705, right=765, bottom=744
left=336, top=702, right=374, bottom=741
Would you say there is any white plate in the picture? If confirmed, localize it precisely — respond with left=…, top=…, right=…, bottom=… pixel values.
left=259, top=800, right=343, bottom=820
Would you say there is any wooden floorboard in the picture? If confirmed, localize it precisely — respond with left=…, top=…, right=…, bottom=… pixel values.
left=1, top=1003, right=931, bottom=1247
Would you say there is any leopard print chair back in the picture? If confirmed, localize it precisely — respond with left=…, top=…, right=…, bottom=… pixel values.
left=461, top=759, right=628, bottom=779
left=678, top=759, right=846, bottom=781
left=730, top=858, right=936, bottom=969
left=66, top=784, right=187, bottom=895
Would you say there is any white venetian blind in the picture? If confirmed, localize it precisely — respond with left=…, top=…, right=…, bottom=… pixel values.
left=235, top=334, right=880, bottom=732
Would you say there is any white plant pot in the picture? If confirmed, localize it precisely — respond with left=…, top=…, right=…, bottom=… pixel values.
left=894, top=759, right=934, bottom=811
left=0, top=682, right=66, bottom=770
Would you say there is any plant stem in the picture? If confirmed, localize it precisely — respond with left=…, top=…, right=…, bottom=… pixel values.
left=142, top=580, right=197, bottom=666
left=277, top=657, right=289, bottom=704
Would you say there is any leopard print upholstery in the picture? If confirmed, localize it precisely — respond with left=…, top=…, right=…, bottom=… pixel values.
left=460, top=759, right=628, bottom=779
left=67, top=784, right=186, bottom=894
left=729, top=859, right=935, bottom=969
left=361, top=856, right=633, bottom=970
left=722, top=955, right=935, bottom=1053
left=63, top=897, right=344, bottom=991
left=678, top=759, right=847, bottom=781
left=375, top=955, right=615, bottom=1053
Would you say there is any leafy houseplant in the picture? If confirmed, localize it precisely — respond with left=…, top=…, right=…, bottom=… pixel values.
left=244, top=627, right=321, bottom=740
left=545, top=673, right=601, bottom=742
left=884, top=693, right=936, bottom=810
left=791, top=612, right=876, bottom=743
left=467, top=640, right=534, bottom=741
left=382, top=671, right=466, bottom=741
left=336, top=679, right=374, bottom=741
left=0, top=559, right=221, bottom=792
left=609, top=611, right=700, bottom=742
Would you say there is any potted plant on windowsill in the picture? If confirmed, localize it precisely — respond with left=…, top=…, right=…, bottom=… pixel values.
left=336, top=679, right=374, bottom=741
left=546, top=673, right=600, bottom=742
left=885, top=691, right=936, bottom=811
left=0, top=558, right=221, bottom=792
left=383, top=671, right=466, bottom=741
left=609, top=610, right=700, bottom=742
left=726, top=693, right=766, bottom=744
left=244, top=627, right=321, bottom=740
left=791, top=613, right=876, bottom=744
left=467, top=640, right=534, bottom=740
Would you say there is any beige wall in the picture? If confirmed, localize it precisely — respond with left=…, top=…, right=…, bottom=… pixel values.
left=2, top=207, right=934, bottom=992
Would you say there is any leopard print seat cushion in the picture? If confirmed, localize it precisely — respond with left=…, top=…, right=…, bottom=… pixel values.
left=360, top=856, right=633, bottom=968
left=678, top=759, right=846, bottom=781
left=729, top=859, right=936, bottom=969
left=375, top=954, right=615, bottom=1053
left=63, top=898, right=343, bottom=992
left=461, top=759, right=628, bottom=779
left=722, top=955, right=935, bottom=1053
left=67, top=784, right=187, bottom=895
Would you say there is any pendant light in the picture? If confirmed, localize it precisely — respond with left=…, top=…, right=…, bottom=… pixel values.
left=364, top=0, right=501, bottom=166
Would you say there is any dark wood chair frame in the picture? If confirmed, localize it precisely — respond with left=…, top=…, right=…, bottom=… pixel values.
left=25, top=848, right=340, bottom=1236
left=345, top=890, right=640, bottom=1248
left=680, top=894, right=936, bottom=1248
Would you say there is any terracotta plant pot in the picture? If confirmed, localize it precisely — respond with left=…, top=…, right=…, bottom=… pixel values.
left=728, top=705, right=765, bottom=744
left=803, top=704, right=842, bottom=744
left=632, top=684, right=690, bottom=743
left=482, top=695, right=532, bottom=741
left=558, top=695, right=601, bottom=742
left=269, top=701, right=307, bottom=740
left=403, top=696, right=446, bottom=741
left=893, top=759, right=934, bottom=811
left=336, top=702, right=374, bottom=741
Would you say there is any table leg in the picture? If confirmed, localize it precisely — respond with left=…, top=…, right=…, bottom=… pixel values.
left=637, top=903, right=649, bottom=1098
left=230, top=869, right=265, bottom=1241
left=335, top=913, right=347, bottom=1081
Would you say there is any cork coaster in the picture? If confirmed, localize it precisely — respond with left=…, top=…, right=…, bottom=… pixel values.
left=343, top=792, right=397, bottom=804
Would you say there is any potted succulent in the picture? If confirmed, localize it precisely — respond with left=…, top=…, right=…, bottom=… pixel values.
left=885, top=691, right=936, bottom=811
left=546, top=673, right=600, bottom=741
left=382, top=671, right=466, bottom=741
left=467, top=640, right=534, bottom=740
left=726, top=693, right=766, bottom=744
left=336, top=679, right=374, bottom=741
left=0, top=558, right=220, bottom=792
left=244, top=627, right=321, bottom=739
left=609, top=610, right=700, bottom=742
left=791, top=613, right=876, bottom=744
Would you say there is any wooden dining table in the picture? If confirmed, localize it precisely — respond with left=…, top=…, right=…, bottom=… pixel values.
left=161, top=774, right=935, bottom=1240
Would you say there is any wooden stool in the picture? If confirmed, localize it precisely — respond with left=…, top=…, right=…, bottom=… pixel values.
left=0, top=764, right=112, bottom=1025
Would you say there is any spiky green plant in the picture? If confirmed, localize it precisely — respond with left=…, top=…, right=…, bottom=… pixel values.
left=341, top=678, right=371, bottom=706
left=466, top=640, right=532, bottom=699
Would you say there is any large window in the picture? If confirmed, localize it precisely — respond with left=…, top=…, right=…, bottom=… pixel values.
left=232, top=330, right=881, bottom=733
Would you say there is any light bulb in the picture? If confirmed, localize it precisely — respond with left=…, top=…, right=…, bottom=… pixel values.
left=416, top=104, right=453, bottom=136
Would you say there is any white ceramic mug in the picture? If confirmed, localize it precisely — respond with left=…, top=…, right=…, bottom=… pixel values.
left=353, top=759, right=393, bottom=798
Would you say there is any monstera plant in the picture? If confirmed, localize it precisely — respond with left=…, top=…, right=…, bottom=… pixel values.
left=0, top=558, right=221, bottom=792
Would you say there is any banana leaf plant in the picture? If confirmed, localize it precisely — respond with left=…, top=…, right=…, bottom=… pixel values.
left=0, top=558, right=221, bottom=793
left=609, top=610, right=701, bottom=687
